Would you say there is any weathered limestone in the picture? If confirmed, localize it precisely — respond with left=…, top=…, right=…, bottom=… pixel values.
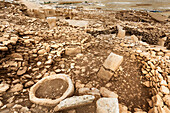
left=29, top=74, right=74, bottom=106
left=163, top=95, right=170, bottom=107
left=158, top=37, right=167, bottom=46
left=103, top=52, right=123, bottom=72
left=147, top=98, right=153, bottom=107
left=0, top=46, right=8, bottom=51
left=0, top=2, right=169, bottom=113
left=65, top=20, right=89, bottom=27
left=148, top=107, right=158, bottom=113
left=78, top=87, right=100, bottom=97
left=142, top=81, right=150, bottom=87
left=96, top=98, right=119, bottom=113
left=152, top=94, right=163, bottom=107
left=47, top=17, right=57, bottom=29
left=67, top=109, right=76, bottom=113
left=44, top=9, right=56, bottom=17
left=157, top=106, right=167, bottom=113
left=0, top=101, right=3, bottom=107
left=97, top=66, right=113, bottom=81
left=33, top=9, right=45, bottom=19
left=0, top=83, right=9, bottom=93
left=134, top=111, right=147, bottom=113
left=25, top=81, right=34, bottom=87
left=9, top=84, right=23, bottom=93
left=119, top=104, right=128, bottom=113
left=117, top=25, right=125, bottom=38
left=10, top=37, right=18, bottom=42
left=54, top=95, right=95, bottom=111
left=97, top=52, right=123, bottom=81
left=163, top=106, right=170, bottom=113
left=134, top=108, right=147, bottom=113
left=131, top=35, right=138, bottom=43
left=65, top=46, right=81, bottom=56
left=148, top=12, right=168, bottom=22
left=160, top=86, right=169, bottom=94
left=38, top=49, right=46, bottom=55
left=100, top=87, right=118, bottom=98
left=58, top=0, right=84, bottom=4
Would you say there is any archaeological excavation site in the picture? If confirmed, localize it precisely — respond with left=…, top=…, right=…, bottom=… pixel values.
left=0, top=0, right=170, bottom=113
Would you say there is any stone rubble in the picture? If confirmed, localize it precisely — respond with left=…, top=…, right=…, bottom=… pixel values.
left=97, top=52, right=123, bottom=81
left=135, top=44, right=170, bottom=113
left=0, top=0, right=169, bottom=113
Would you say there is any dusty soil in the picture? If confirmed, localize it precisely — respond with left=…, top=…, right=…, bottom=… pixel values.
left=35, top=79, right=69, bottom=99
left=70, top=35, right=151, bottom=112
left=0, top=1, right=169, bottom=113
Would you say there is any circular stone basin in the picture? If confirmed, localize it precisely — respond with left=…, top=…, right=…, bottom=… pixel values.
left=29, top=74, right=74, bottom=106
left=35, top=79, right=68, bottom=100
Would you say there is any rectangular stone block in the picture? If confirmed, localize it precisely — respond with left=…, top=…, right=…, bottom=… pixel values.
left=97, top=67, right=113, bottom=81
left=103, top=52, right=123, bottom=72
left=65, top=20, right=89, bottom=27
left=65, top=46, right=81, bottom=56
left=117, top=25, right=125, bottom=38
left=96, top=98, right=119, bottom=113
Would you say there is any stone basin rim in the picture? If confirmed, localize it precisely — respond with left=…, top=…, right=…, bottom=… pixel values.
left=29, top=74, right=74, bottom=106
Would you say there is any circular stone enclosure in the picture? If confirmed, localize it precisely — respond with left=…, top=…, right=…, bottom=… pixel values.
left=29, top=74, right=74, bottom=106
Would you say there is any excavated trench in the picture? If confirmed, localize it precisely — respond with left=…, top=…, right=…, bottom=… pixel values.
left=0, top=1, right=169, bottom=113
left=87, top=24, right=169, bottom=49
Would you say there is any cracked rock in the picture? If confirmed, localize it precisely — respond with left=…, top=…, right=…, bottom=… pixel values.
left=54, top=95, right=95, bottom=111
left=0, top=83, right=9, bottom=93
left=9, top=84, right=23, bottom=93
left=96, top=98, right=119, bottom=113
left=97, top=66, right=113, bottom=81
left=100, top=87, right=118, bottom=98
left=103, top=52, right=123, bottom=72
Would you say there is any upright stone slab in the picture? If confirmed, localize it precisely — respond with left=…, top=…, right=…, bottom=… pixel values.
left=103, top=52, right=123, bottom=72
left=117, top=25, right=125, bottom=38
left=96, top=98, right=119, bottom=113
left=47, top=17, right=57, bottom=29
left=97, top=67, right=113, bottom=81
